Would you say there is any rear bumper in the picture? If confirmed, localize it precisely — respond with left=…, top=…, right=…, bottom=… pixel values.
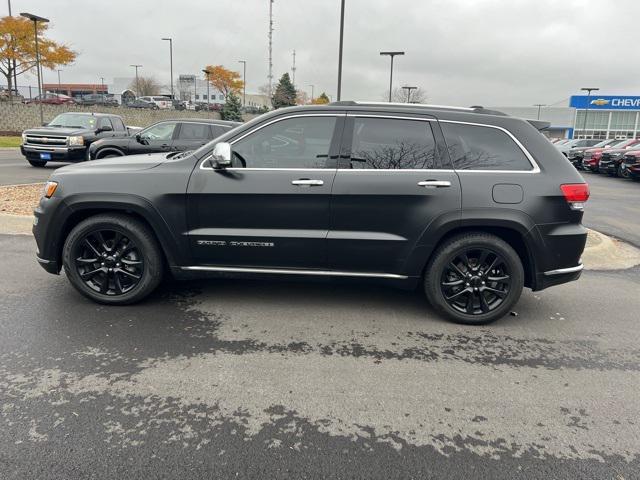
left=535, top=264, right=583, bottom=290
left=21, top=145, right=87, bottom=163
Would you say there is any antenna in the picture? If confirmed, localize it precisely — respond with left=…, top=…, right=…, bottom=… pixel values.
left=268, top=0, right=274, bottom=98
left=291, top=49, right=296, bottom=87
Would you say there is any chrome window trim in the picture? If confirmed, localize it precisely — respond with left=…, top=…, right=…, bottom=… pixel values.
left=181, top=265, right=407, bottom=279
left=200, top=113, right=343, bottom=171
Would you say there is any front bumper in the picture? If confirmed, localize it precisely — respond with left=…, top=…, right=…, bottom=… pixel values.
left=21, top=144, right=87, bottom=163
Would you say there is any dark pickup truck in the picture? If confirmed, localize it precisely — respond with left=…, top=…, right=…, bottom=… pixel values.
left=20, top=112, right=135, bottom=167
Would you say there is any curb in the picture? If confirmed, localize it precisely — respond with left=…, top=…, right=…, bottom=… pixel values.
left=1, top=213, right=640, bottom=269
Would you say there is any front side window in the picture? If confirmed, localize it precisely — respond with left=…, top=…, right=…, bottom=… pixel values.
left=441, top=122, right=533, bottom=171
left=232, top=116, right=336, bottom=168
left=97, top=117, right=112, bottom=129
left=140, top=122, right=177, bottom=141
left=349, top=117, right=437, bottom=169
left=178, top=122, right=210, bottom=140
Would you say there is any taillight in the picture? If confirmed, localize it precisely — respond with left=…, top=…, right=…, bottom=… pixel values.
left=561, top=183, right=589, bottom=211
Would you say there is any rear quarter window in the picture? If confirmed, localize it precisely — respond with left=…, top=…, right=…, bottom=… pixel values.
left=441, top=122, right=533, bottom=171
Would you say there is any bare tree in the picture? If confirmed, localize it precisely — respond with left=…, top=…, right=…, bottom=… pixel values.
left=128, top=76, right=161, bottom=96
left=382, top=87, right=428, bottom=103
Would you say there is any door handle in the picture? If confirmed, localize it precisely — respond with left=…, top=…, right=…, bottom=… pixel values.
left=291, top=179, right=324, bottom=186
left=418, top=180, right=451, bottom=188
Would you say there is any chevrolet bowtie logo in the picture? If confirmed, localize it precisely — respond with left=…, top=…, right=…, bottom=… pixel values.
left=42, top=137, right=49, bottom=143
left=590, top=99, right=610, bottom=106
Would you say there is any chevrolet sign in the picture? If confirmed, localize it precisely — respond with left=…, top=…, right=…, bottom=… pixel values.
left=571, top=95, right=640, bottom=110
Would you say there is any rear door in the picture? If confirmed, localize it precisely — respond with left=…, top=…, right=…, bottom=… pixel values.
left=173, top=122, right=215, bottom=151
left=186, top=113, right=344, bottom=269
left=328, top=113, right=461, bottom=275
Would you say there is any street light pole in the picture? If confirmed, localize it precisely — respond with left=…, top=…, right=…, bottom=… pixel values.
left=580, top=87, right=599, bottom=139
left=20, top=12, right=49, bottom=125
left=402, top=86, right=417, bottom=103
left=8, top=0, right=18, bottom=100
left=533, top=103, right=546, bottom=120
left=308, top=84, right=315, bottom=103
left=238, top=60, right=247, bottom=107
left=202, top=69, right=210, bottom=116
left=161, top=38, right=173, bottom=99
left=380, top=51, right=404, bottom=102
left=336, top=0, right=345, bottom=101
left=130, top=64, right=142, bottom=96
left=57, top=69, right=62, bottom=95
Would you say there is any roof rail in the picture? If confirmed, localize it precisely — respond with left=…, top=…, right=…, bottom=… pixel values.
left=327, top=100, right=507, bottom=116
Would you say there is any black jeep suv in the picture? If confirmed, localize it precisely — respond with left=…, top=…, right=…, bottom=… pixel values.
left=33, top=102, right=589, bottom=324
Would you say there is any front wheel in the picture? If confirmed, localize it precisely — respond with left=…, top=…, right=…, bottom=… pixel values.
left=28, top=159, right=46, bottom=167
left=62, top=213, right=164, bottom=305
left=424, top=233, right=524, bottom=325
left=618, top=164, right=630, bottom=179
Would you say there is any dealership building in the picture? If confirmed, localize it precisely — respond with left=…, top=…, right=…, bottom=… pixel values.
left=494, top=95, right=640, bottom=140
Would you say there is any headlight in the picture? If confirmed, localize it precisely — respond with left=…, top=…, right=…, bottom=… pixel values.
left=43, top=181, right=58, bottom=198
left=68, top=136, right=84, bottom=146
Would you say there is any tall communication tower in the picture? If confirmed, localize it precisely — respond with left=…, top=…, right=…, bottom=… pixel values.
left=291, top=49, right=296, bottom=87
left=268, top=0, right=274, bottom=97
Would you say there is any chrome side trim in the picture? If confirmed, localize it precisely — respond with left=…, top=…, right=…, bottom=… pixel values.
left=181, top=265, right=408, bottom=279
left=346, top=114, right=435, bottom=122
left=543, top=264, right=584, bottom=276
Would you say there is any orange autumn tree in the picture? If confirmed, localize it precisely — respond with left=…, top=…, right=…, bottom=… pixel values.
left=0, top=16, right=76, bottom=99
left=202, top=65, right=244, bottom=97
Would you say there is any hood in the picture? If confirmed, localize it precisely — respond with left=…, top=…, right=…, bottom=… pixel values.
left=54, top=152, right=169, bottom=176
left=602, top=147, right=633, bottom=155
left=24, top=126, right=92, bottom=136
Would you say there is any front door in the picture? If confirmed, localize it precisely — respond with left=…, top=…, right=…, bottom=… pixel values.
left=187, top=113, right=344, bottom=269
left=328, top=114, right=461, bottom=275
left=131, top=121, right=177, bottom=154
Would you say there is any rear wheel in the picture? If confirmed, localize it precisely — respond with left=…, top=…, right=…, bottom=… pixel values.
left=424, top=233, right=524, bottom=325
left=28, top=159, right=46, bottom=167
left=618, top=164, right=630, bottom=179
left=62, top=214, right=164, bottom=305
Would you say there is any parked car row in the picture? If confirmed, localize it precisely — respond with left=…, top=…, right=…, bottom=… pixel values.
left=19, top=111, right=240, bottom=167
left=554, top=137, right=640, bottom=181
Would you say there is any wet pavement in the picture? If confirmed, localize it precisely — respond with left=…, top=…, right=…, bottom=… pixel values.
left=1, top=234, right=639, bottom=479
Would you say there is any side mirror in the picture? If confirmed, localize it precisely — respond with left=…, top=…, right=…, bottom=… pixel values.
left=135, top=133, right=142, bottom=143
left=210, top=142, right=232, bottom=169
left=97, top=125, right=113, bottom=133
left=41, top=122, right=48, bottom=126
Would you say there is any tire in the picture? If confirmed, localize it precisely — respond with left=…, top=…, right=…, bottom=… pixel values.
left=28, top=159, right=46, bottom=167
left=97, top=151, right=123, bottom=159
left=424, top=232, right=524, bottom=325
left=618, top=165, right=630, bottom=179
left=62, top=213, right=164, bottom=305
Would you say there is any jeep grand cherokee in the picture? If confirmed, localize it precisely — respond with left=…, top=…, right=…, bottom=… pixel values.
left=33, top=102, right=589, bottom=324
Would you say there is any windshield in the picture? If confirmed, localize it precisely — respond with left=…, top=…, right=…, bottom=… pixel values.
left=48, top=113, right=97, bottom=129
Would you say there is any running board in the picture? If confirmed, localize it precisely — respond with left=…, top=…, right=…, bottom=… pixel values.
left=180, top=265, right=408, bottom=280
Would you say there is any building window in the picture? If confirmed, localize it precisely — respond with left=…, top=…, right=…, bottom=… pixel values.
left=195, top=94, right=200, bottom=100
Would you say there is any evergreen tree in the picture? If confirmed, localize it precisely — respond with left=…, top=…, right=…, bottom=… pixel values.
left=271, top=73, right=297, bottom=109
left=221, top=91, right=243, bottom=122
left=312, top=92, right=331, bottom=104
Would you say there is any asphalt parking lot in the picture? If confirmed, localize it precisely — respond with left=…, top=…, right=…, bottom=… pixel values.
left=1, top=148, right=640, bottom=479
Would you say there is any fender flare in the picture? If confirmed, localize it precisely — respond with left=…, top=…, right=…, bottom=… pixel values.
left=94, top=147, right=125, bottom=159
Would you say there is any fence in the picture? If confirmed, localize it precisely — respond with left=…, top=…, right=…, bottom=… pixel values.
left=0, top=102, right=260, bottom=136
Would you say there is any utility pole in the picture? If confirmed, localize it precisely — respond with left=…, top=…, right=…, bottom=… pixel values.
left=380, top=51, right=404, bottom=102
left=130, top=64, right=142, bottom=96
left=336, top=0, right=345, bottom=101
left=238, top=60, right=247, bottom=107
left=291, top=49, right=296, bottom=87
left=161, top=38, right=174, bottom=100
left=402, top=85, right=417, bottom=103
left=268, top=0, right=274, bottom=98
left=21, top=12, right=49, bottom=125
left=580, top=87, right=599, bottom=139
left=533, top=103, right=546, bottom=120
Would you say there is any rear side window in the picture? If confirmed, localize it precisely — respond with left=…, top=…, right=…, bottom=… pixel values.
left=350, top=117, right=437, bottom=169
left=441, top=122, right=533, bottom=171
left=179, top=122, right=210, bottom=140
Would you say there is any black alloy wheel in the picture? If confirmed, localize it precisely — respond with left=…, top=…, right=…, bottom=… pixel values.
left=424, top=233, right=524, bottom=325
left=62, top=214, right=164, bottom=304
left=440, top=248, right=510, bottom=316
left=75, top=229, right=143, bottom=296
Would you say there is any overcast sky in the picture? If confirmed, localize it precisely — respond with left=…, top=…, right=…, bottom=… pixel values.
left=7, top=0, right=638, bottom=106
